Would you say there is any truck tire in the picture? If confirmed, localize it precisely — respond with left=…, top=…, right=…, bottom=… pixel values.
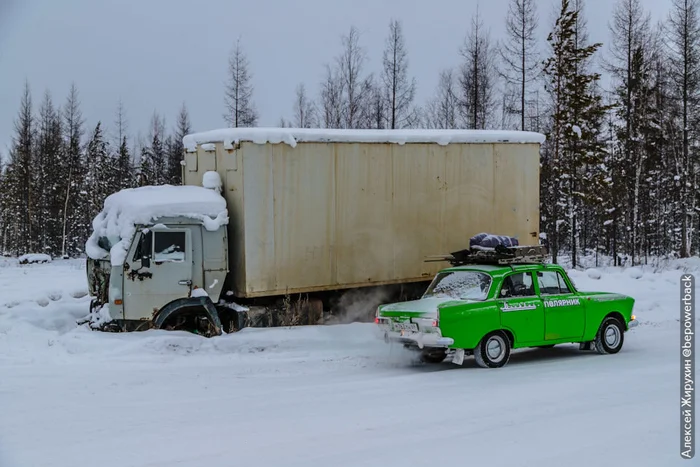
left=474, top=331, right=511, bottom=368
left=595, top=316, right=624, bottom=355
left=420, top=348, right=447, bottom=364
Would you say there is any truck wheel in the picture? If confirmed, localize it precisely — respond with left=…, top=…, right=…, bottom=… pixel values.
left=594, top=317, right=624, bottom=355
left=420, top=348, right=447, bottom=364
left=474, top=331, right=511, bottom=368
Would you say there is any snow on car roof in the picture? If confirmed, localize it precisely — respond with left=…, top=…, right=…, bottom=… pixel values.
left=85, top=184, right=228, bottom=266
left=183, top=127, right=546, bottom=151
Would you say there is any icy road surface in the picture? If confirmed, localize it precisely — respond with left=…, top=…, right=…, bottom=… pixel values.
left=0, top=257, right=696, bottom=467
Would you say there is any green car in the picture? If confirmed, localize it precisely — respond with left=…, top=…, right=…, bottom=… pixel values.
left=375, top=245, right=638, bottom=368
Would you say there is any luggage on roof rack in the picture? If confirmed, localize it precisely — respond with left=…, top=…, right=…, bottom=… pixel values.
left=425, top=244, right=549, bottom=266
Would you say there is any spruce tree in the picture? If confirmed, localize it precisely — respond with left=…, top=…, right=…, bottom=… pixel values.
left=458, top=6, right=498, bottom=129
left=223, top=38, right=258, bottom=127
left=61, top=83, right=86, bottom=257
left=381, top=19, right=417, bottom=129
left=605, top=0, right=656, bottom=264
left=645, top=32, right=682, bottom=256
left=667, top=0, right=700, bottom=257
left=498, top=0, right=540, bottom=131
left=542, top=0, right=609, bottom=266
left=36, top=90, right=64, bottom=255
left=138, top=112, right=167, bottom=186
left=4, top=81, right=36, bottom=255
left=167, top=103, right=191, bottom=185
left=84, top=122, right=110, bottom=230
left=115, top=136, right=134, bottom=190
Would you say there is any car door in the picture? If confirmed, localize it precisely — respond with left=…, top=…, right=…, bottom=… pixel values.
left=536, top=269, right=585, bottom=341
left=123, top=226, right=194, bottom=320
left=497, top=271, right=545, bottom=344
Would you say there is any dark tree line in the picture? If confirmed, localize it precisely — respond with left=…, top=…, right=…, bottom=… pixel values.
left=3, top=0, right=700, bottom=265
left=0, top=82, right=191, bottom=257
left=230, top=0, right=700, bottom=265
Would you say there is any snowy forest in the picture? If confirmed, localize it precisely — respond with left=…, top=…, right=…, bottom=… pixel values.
left=1, top=0, right=699, bottom=267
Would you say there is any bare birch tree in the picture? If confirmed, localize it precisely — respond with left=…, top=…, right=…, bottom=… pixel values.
left=320, top=64, right=344, bottom=128
left=337, top=26, right=372, bottom=129
left=425, top=69, right=460, bottom=129
left=292, top=83, right=318, bottom=128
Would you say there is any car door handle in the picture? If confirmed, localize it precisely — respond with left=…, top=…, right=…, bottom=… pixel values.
left=179, top=280, right=192, bottom=286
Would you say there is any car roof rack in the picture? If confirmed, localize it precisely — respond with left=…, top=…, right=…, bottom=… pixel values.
left=425, top=245, right=549, bottom=267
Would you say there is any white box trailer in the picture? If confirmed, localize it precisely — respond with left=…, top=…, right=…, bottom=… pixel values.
left=182, top=128, right=543, bottom=308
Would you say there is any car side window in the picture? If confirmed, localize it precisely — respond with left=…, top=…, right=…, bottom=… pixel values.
left=537, top=271, right=571, bottom=295
left=499, top=272, right=535, bottom=298
left=153, top=231, right=186, bottom=262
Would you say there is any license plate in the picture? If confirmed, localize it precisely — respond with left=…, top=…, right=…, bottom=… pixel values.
left=393, top=322, right=418, bottom=333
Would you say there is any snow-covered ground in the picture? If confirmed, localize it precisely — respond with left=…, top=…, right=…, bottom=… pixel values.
left=0, top=256, right=696, bottom=467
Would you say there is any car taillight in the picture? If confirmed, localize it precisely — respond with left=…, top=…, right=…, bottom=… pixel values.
left=374, top=317, right=380, bottom=324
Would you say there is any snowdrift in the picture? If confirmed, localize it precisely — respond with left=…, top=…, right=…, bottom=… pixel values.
left=0, top=255, right=697, bottom=363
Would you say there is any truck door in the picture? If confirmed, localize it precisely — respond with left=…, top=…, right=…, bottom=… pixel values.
left=123, top=226, right=194, bottom=321
left=536, top=270, right=586, bottom=341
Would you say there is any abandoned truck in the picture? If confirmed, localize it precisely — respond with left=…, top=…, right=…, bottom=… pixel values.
left=83, top=127, right=545, bottom=336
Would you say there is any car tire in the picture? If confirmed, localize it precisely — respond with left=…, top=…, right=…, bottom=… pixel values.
left=474, top=331, right=511, bottom=368
left=595, top=316, right=624, bottom=355
left=420, top=349, right=447, bottom=364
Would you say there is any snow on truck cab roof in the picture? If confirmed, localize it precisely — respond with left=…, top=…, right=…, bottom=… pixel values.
left=85, top=184, right=228, bottom=266
left=182, top=127, right=547, bottom=151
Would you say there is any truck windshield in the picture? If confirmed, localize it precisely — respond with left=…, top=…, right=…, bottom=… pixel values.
left=423, top=271, right=491, bottom=301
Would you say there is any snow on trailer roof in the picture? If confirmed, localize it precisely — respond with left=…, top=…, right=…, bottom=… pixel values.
left=85, top=184, right=228, bottom=265
left=183, top=127, right=546, bottom=151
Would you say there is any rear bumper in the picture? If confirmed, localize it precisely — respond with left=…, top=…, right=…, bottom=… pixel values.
left=380, top=327, right=454, bottom=349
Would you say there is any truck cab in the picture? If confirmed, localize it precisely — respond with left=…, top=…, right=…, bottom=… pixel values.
left=84, top=181, right=230, bottom=335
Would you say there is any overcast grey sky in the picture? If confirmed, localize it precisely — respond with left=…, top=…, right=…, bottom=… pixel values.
left=0, top=0, right=671, bottom=156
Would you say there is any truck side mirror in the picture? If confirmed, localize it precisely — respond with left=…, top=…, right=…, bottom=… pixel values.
left=141, top=230, right=152, bottom=268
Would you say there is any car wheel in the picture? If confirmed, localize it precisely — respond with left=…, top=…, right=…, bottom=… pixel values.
left=595, top=317, right=624, bottom=355
left=420, top=348, right=447, bottom=364
left=474, top=331, right=511, bottom=368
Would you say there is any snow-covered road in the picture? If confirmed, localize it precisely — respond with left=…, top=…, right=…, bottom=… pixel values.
left=0, top=257, right=695, bottom=467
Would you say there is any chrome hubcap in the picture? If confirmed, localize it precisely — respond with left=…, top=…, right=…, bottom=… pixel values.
left=486, top=336, right=506, bottom=362
left=605, top=324, right=620, bottom=348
